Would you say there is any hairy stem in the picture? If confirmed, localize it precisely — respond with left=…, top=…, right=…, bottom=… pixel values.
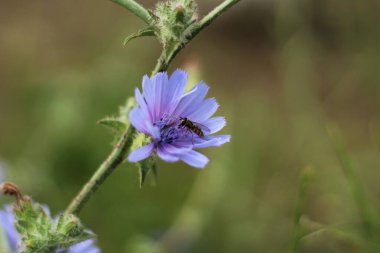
left=192, top=0, right=240, bottom=38
left=66, top=0, right=240, bottom=215
left=111, top=0, right=151, bottom=24
left=152, top=45, right=182, bottom=75
left=65, top=126, right=136, bottom=215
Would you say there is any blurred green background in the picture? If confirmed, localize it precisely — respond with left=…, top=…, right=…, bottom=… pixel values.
left=0, top=0, right=379, bottom=252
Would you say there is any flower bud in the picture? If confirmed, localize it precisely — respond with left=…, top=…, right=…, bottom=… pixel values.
left=154, top=0, right=199, bottom=48
left=56, top=214, right=83, bottom=238
left=174, top=3, right=186, bottom=23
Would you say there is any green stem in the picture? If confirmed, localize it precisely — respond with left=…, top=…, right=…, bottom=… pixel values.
left=66, top=0, right=240, bottom=216
left=152, top=46, right=181, bottom=75
left=191, top=0, right=240, bottom=39
left=111, top=0, right=151, bottom=24
left=65, top=126, right=136, bottom=215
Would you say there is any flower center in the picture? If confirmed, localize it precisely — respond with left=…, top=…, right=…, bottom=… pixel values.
left=153, top=113, right=190, bottom=144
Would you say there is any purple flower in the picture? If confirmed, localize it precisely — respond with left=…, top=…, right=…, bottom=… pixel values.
left=128, top=70, right=230, bottom=168
left=0, top=205, right=100, bottom=253
left=0, top=206, right=18, bottom=252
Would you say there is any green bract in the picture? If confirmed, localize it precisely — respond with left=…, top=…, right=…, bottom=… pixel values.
left=98, top=97, right=136, bottom=142
left=124, top=0, right=198, bottom=54
left=13, top=199, right=93, bottom=253
left=154, top=0, right=198, bottom=48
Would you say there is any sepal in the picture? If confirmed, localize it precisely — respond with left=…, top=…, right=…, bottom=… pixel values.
left=137, top=156, right=157, bottom=188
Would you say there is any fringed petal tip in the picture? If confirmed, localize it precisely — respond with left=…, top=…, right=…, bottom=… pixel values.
left=194, top=135, right=231, bottom=149
left=203, top=116, right=226, bottom=134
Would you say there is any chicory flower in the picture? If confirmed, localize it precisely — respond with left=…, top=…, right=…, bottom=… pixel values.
left=128, top=70, right=230, bottom=168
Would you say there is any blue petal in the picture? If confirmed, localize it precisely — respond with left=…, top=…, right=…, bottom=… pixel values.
left=164, top=143, right=192, bottom=154
left=202, top=117, right=226, bottom=134
left=151, top=72, right=168, bottom=120
left=0, top=207, right=19, bottom=251
left=193, top=135, right=230, bottom=149
left=129, top=108, right=149, bottom=134
left=173, top=82, right=209, bottom=117
left=41, top=205, right=52, bottom=218
left=157, top=144, right=180, bottom=162
left=142, top=75, right=156, bottom=121
left=165, top=70, right=187, bottom=114
left=135, top=88, right=151, bottom=122
left=186, top=98, right=219, bottom=122
left=179, top=150, right=209, bottom=169
left=128, top=143, right=154, bottom=162
left=147, top=124, right=161, bottom=140
left=67, top=239, right=100, bottom=253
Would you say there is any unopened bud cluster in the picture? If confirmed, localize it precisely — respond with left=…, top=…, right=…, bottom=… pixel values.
left=153, top=0, right=198, bottom=50
left=13, top=199, right=92, bottom=253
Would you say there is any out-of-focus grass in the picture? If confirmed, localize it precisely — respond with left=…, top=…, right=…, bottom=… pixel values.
left=291, top=166, right=314, bottom=253
left=0, top=0, right=379, bottom=252
left=327, top=125, right=379, bottom=250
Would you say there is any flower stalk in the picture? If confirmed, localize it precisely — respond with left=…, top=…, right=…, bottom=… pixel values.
left=65, top=125, right=136, bottom=215
left=111, top=0, right=151, bottom=24
left=194, top=0, right=240, bottom=37
left=66, top=0, right=240, bottom=216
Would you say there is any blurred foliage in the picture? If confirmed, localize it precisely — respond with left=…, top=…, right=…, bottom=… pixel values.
left=0, top=0, right=379, bottom=252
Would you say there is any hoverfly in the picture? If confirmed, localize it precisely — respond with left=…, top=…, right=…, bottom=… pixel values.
left=178, top=117, right=210, bottom=138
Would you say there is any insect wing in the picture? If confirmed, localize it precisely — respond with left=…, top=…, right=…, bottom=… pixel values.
left=194, top=122, right=211, bottom=135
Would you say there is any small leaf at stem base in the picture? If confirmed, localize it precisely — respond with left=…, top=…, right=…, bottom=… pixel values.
left=123, top=27, right=157, bottom=46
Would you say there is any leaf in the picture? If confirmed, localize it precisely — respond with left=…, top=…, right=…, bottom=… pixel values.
left=98, top=98, right=137, bottom=147
left=123, top=27, right=156, bottom=46
left=148, top=9, right=159, bottom=21
left=98, top=117, right=126, bottom=134
left=98, top=97, right=136, bottom=134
